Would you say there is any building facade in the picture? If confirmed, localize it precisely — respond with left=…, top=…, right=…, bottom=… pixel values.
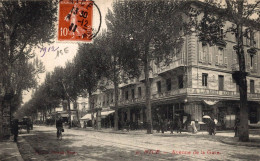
left=91, top=4, right=260, bottom=130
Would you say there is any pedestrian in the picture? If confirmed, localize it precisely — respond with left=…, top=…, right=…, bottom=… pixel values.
left=56, top=117, right=63, bottom=138
left=164, top=119, right=168, bottom=132
left=159, top=118, right=164, bottom=133
left=12, top=119, right=19, bottom=142
left=177, top=117, right=182, bottom=133
left=170, top=120, right=174, bottom=134
left=234, top=117, right=240, bottom=137
left=125, top=120, right=130, bottom=132
left=207, top=118, right=215, bottom=135
left=190, top=119, right=197, bottom=134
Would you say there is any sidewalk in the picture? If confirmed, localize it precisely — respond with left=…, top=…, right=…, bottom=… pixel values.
left=71, top=126, right=260, bottom=147
left=0, top=138, right=24, bottom=161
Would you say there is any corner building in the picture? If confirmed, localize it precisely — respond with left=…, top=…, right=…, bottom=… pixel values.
left=92, top=3, right=260, bottom=130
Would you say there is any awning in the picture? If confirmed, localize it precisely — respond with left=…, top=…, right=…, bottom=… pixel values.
left=80, top=113, right=96, bottom=120
left=60, top=113, right=69, bottom=117
left=101, top=110, right=115, bottom=116
left=203, top=100, right=219, bottom=106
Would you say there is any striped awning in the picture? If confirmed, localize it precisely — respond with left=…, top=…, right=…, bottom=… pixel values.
left=101, top=110, right=115, bottom=116
left=80, top=113, right=96, bottom=120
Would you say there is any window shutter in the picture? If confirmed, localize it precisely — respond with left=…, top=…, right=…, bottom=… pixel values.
left=199, top=51, right=203, bottom=62
left=253, top=54, right=257, bottom=70
left=216, top=55, right=219, bottom=65
left=247, top=53, right=251, bottom=69
left=224, top=57, right=228, bottom=65
left=247, top=55, right=251, bottom=70
left=224, top=49, right=228, bottom=66
left=254, top=62, right=257, bottom=71
left=253, top=31, right=257, bottom=48
left=208, top=46, right=212, bottom=64
left=205, top=45, right=209, bottom=62
left=214, top=46, right=218, bottom=65
left=232, top=50, right=237, bottom=64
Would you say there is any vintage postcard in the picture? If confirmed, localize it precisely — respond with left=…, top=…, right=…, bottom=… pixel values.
left=0, top=0, right=260, bottom=160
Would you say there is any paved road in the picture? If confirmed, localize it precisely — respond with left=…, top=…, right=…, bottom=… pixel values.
left=17, top=126, right=260, bottom=161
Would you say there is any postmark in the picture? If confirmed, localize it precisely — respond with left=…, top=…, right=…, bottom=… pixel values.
left=58, top=0, right=101, bottom=42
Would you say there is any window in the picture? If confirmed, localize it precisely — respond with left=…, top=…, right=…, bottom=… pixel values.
left=250, top=54, right=254, bottom=68
left=131, top=89, right=135, bottom=99
left=178, top=75, right=184, bottom=89
left=166, top=78, right=171, bottom=91
left=202, top=73, right=208, bottom=87
left=216, top=47, right=227, bottom=66
left=199, top=43, right=208, bottom=63
left=125, top=91, right=128, bottom=100
left=245, top=29, right=256, bottom=47
left=157, top=81, right=161, bottom=93
left=218, top=48, right=224, bottom=65
left=138, top=87, right=142, bottom=97
left=218, top=75, right=224, bottom=91
left=202, top=44, right=207, bottom=61
left=250, top=80, right=255, bottom=94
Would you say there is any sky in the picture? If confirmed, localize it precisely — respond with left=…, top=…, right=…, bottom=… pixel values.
left=22, top=0, right=114, bottom=104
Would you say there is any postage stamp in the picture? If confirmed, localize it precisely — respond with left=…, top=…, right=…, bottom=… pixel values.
left=58, top=0, right=94, bottom=42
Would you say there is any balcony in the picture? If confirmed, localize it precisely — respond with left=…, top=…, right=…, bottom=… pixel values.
left=119, top=78, right=139, bottom=88
left=138, top=71, right=154, bottom=83
left=157, top=59, right=185, bottom=77
left=116, top=88, right=260, bottom=107
left=118, top=96, right=146, bottom=106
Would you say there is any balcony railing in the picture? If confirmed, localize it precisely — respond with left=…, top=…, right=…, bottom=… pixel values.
left=116, top=88, right=260, bottom=107
left=138, top=71, right=154, bottom=82
left=119, top=78, right=139, bottom=88
left=157, top=58, right=185, bottom=75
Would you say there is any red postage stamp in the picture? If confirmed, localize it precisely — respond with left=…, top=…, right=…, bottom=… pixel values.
left=58, top=0, right=93, bottom=42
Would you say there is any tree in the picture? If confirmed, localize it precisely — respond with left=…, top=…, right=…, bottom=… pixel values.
left=193, top=0, right=260, bottom=142
left=0, top=0, right=57, bottom=138
left=106, top=0, right=187, bottom=133
left=62, top=62, right=82, bottom=125
left=75, top=39, right=109, bottom=129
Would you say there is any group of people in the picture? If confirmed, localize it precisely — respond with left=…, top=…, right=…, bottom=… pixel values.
left=155, top=117, right=183, bottom=134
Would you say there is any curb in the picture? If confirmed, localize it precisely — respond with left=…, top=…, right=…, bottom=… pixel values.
left=71, top=127, right=145, bottom=135
left=220, top=138, right=260, bottom=148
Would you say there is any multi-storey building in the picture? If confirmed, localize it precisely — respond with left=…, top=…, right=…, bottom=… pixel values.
left=91, top=2, right=260, bottom=130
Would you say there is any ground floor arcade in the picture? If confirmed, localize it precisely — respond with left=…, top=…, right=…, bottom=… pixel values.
left=116, top=99, right=260, bottom=130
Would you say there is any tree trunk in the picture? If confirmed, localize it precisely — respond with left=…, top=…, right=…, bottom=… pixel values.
left=67, top=98, right=72, bottom=128
left=144, top=51, right=152, bottom=134
left=75, top=101, right=80, bottom=126
left=114, top=80, right=119, bottom=131
left=89, top=92, right=95, bottom=129
left=237, top=23, right=249, bottom=142
left=113, top=53, right=119, bottom=130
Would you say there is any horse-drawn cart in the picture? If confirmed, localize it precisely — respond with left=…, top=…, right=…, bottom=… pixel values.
left=18, top=117, right=33, bottom=134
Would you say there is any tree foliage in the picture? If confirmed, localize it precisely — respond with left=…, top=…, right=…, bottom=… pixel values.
left=106, top=0, right=188, bottom=133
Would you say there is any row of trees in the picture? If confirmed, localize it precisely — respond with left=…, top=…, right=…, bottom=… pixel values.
left=0, top=0, right=57, bottom=138
left=16, top=0, right=259, bottom=142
